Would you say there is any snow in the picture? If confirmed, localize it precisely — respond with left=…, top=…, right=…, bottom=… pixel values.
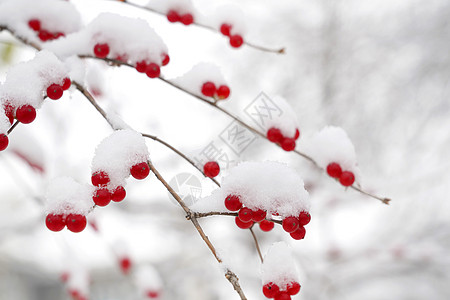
left=65, top=265, right=90, bottom=298
left=264, top=96, right=299, bottom=138
left=0, top=105, right=9, bottom=134
left=261, top=242, right=299, bottom=288
left=211, top=4, right=248, bottom=36
left=64, top=56, right=85, bottom=84
left=45, top=177, right=94, bottom=215
left=134, top=265, right=163, bottom=295
left=149, top=0, right=197, bottom=16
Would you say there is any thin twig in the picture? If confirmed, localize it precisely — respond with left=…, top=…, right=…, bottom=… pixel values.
left=7, top=121, right=19, bottom=134
left=249, top=227, right=264, bottom=263
left=194, top=211, right=282, bottom=225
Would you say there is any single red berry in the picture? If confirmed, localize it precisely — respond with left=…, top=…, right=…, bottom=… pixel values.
left=130, top=162, right=150, bottom=180
left=290, top=226, right=306, bottom=240
left=136, top=60, right=148, bottom=73
left=93, top=188, right=111, bottom=207
left=229, top=34, right=244, bottom=48
left=119, top=257, right=132, bottom=274
left=167, top=10, right=180, bottom=23
left=263, top=282, right=280, bottom=298
left=47, top=83, right=64, bottom=100
left=93, top=43, right=110, bottom=58
left=111, top=186, right=126, bottom=202
left=91, top=171, right=110, bottom=186
left=162, top=53, right=170, bottom=66
left=3, top=103, right=14, bottom=124
left=28, top=19, right=41, bottom=31
left=267, top=128, right=283, bottom=143
left=339, top=171, right=355, bottom=186
left=224, top=195, right=242, bottom=211
left=69, top=289, right=80, bottom=299
left=259, top=220, right=274, bottom=232
left=146, top=63, right=160, bottom=78
left=298, top=211, right=311, bottom=226
left=16, top=105, right=36, bottom=124
left=146, top=291, right=159, bottom=298
left=294, top=128, right=300, bottom=140
left=0, top=134, right=9, bottom=151
left=180, top=13, right=194, bottom=25
left=45, top=214, right=65, bottom=232
left=65, top=214, right=87, bottom=233
left=217, top=85, right=230, bottom=99
left=220, top=23, right=232, bottom=36
left=274, top=291, right=291, bottom=300
left=251, top=209, right=266, bottom=222
left=326, top=162, right=342, bottom=178
left=38, top=29, right=52, bottom=41
left=60, top=272, right=70, bottom=283
left=286, top=281, right=301, bottom=295
left=203, top=161, right=220, bottom=178
left=281, top=138, right=296, bottom=151
left=238, top=207, right=253, bottom=222
left=235, top=216, right=253, bottom=229
left=282, top=216, right=299, bottom=233
left=62, top=77, right=71, bottom=90
left=201, top=81, right=216, bottom=97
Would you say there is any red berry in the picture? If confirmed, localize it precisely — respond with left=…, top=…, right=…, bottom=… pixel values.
left=229, top=34, right=244, bottom=48
left=93, top=43, right=110, bottom=58
left=238, top=207, right=253, bottom=222
left=274, top=291, right=291, bottom=300
left=167, top=10, right=180, bottom=23
left=201, top=81, right=216, bottom=97
left=93, top=188, right=111, bottom=206
left=136, top=60, right=148, bottom=73
left=286, top=281, right=301, bottom=295
left=220, top=23, right=232, bottom=36
left=251, top=209, right=266, bottom=222
left=180, top=13, right=194, bottom=25
left=47, top=83, right=64, bottom=100
left=294, top=128, right=300, bottom=140
left=62, top=77, right=71, bottom=90
left=235, top=216, right=253, bottom=229
left=281, top=138, right=296, bottom=151
left=60, top=272, right=70, bottom=283
left=0, top=134, right=9, bottom=151
left=16, top=105, right=36, bottom=124
left=45, top=214, right=65, bottom=232
left=28, top=19, right=41, bottom=31
left=65, top=214, right=87, bottom=233
left=38, top=29, right=52, bottom=41
left=282, top=216, right=299, bottom=233
left=115, top=53, right=128, bottom=62
left=130, top=162, right=150, bottom=180
left=119, top=257, right=132, bottom=274
left=267, top=128, right=283, bottom=143
left=298, top=211, right=311, bottom=226
left=217, top=85, right=230, bottom=99
left=4, top=102, right=14, bottom=124
left=111, top=186, right=126, bottom=202
left=262, top=282, right=280, bottom=298
left=146, top=291, right=159, bottom=298
left=91, top=171, right=110, bottom=186
left=259, top=220, right=274, bottom=232
left=290, top=226, right=306, bottom=240
left=224, top=195, right=242, bottom=211
left=146, top=63, right=160, bottom=78
left=326, top=162, right=342, bottom=178
left=203, top=161, right=220, bottom=178
left=162, top=53, right=170, bottom=66
left=339, top=171, right=355, bottom=186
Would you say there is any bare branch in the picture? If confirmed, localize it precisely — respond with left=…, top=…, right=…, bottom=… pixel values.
left=249, top=227, right=264, bottom=263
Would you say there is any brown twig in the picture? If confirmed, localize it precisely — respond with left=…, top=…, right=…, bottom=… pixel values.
left=194, top=211, right=282, bottom=225
left=7, top=121, right=19, bottom=134
left=249, top=227, right=264, bottom=263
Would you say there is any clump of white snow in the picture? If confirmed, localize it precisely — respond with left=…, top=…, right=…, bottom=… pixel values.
left=211, top=5, right=248, bottom=36
left=261, top=242, right=299, bottom=288
left=134, top=265, right=164, bottom=297
left=149, top=0, right=197, bottom=16
left=264, top=96, right=299, bottom=139
left=45, top=177, right=94, bottom=215
left=0, top=105, right=9, bottom=135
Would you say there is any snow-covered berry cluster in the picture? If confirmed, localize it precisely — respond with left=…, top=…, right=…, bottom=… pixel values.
left=220, top=23, right=244, bottom=48
left=134, top=266, right=164, bottom=299
left=327, top=162, right=355, bottom=186
left=201, top=81, right=231, bottom=100
left=267, top=127, right=300, bottom=152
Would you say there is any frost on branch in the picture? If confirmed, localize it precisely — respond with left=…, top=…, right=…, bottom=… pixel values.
left=134, top=265, right=164, bottom=299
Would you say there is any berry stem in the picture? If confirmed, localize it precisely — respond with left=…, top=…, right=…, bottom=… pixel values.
left=249, top=227, right=263, bottom=263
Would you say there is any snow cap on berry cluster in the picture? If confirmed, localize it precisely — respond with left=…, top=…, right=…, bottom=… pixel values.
left=45, top=177, right=94, bottom=215
left=303, top=126, right=361, bottom=178
left=172, top=63, right=227, bottom=96
left=134, top=265, right=163, bottom=297
left=65, top=265, right=90, bottom=299
left=0, top=50, right=69, bottom=109
left=91, top=129, right=149, bottom=188
left=45, top=13, right=168, bottom=65
left=264, top=96, right=299, bottom=139
left=261, top=242, right=299, bottom=287
left=149, top=0, right=196, bottom=16
left=212, top=4, right=248, bottom=35
left=0, top=0, right=81, bottom=43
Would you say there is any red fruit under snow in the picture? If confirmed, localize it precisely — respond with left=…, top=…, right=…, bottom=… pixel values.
left=130, top=162, right=150, bottom=180
left=251, top=209, right=266, bottom=222
left=282, top=216, right=299, bottom=233
left=326, top=162, right=342, bottom=178
left=286, top=281, right=301, bottom=295
left=111, top=186, right=126, bottom=202
left=180, top=13, right=194, bottom=25
left=146, top=63, right=161, bottom=78
left=235, top=216, right=253, bottom=229
left=259, top=220, right=274, bottom=232
left=94, top=43, right=110, bottom=58
left=275, top=291, right=291, bottom=300
left=294, top=128, right=300, bottom=140
left=65, top=214, right=87, bottom=233
left=93, top=188, right=111, bottom=207
left=267, top=128, right=283, bottom=143
left=217, top=85, right=230, bottom=99
left=201, top=81, right=216, bottom=97
left=146, top=291, right=159, bottom=298
left=224, top=195, right=242, bottom=211
left=16, top=105, right=36, bottom=124
left=339, top=171, right=355, bottom=186
left=47, top=83, right=64, bottom=100
left=220, top=23, right=232, bottom=36
left=238, top=207, right=253, bottom=223
left=4, top=103, right=14, bottom=124
left=203, top=161, right=220, bottom=178
left=136, top=60, right=148, bottom=73
left=45, top=214, right=65, bottom=232
left=0, top=134, right=9, bottom=151
left=91, top=171, right=110, bottom=186
left=290, top=226, right=306, bottom=240
left=119, top=257, right=132, bottom=274
left=229, top=34, right=244, bottom=48
left=38, top=29, right=52, bottom=41
left=62, top=77, right=71, bottom=90
left=28, top=19, right=41, bottom=31
left=167, top=10, right=180, bottom=23
left=262, top=282, right=280, bottom=298
left=298, top=211, right=311, bottom=226
left=281, top=138, right=296, bottom=151
left=162, top=53, right=170, bottom=66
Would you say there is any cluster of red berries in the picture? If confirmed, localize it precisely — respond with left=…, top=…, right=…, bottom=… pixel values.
left=220, top=23, right=244, bottom=48
left=203, top=161, right=220, bottom=178
left=45, top=213, right=87, bottom=233
left=167, top=10, right=194, bottom=25
left=201, top=81, right=231, bottom=100
left=326, top=162, right=355, bottom=187
left=267, top=127, right=300, bottom=152
left=281, top=211, right=310, bottom=240
left=263, top=281, right=301, bottom=300
left=119, top=256, right=132, bottom=275
left=28, top=19, right=65, bottom=42
left=224, top=195, right=275, bottom=231
left=135, top=53, right=169, bottom=78
left=91, top=162, right=149, bottom=207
